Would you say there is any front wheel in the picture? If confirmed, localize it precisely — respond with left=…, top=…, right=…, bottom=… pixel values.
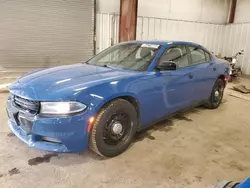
left=206, top=79, right=225, bottom=109
left=89, top=99, right=138, bottom=157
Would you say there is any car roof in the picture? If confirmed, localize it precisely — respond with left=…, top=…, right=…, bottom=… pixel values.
left=121, top=40, right=201, bottom=47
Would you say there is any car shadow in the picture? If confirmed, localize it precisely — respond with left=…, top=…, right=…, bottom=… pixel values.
left=132, top=106, right=204, bottom=143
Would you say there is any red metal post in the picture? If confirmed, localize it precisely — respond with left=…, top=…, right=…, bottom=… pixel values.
left=119, top=0, right=138, bottom=42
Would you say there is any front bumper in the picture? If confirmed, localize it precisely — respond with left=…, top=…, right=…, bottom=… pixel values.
left=7, top=97, right=90, bottom=153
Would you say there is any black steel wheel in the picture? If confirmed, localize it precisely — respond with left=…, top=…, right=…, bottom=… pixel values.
left=89, top=99, right=138, bottom=157
left=103, top=112, right=130, bottom=145
left=206, top=78, right=225, bottom=109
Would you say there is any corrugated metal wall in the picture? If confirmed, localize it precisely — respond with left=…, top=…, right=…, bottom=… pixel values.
left=136, top=16, right=225, bottom=55
left=96, top=13, right=250, bottom=75
left=96, top=13, right=224, bottom=54
left=0, top=0, right=94, bottom=69
left=222, top=23, right=250, bottom=75
left=96, top=13, right=119, bottom=53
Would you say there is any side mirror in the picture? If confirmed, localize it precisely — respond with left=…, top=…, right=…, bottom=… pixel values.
left=156, top=61, right=177, bottom=71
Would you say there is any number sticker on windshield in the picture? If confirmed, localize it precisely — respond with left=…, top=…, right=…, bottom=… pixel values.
left=141, top=44, right=160, bottom=49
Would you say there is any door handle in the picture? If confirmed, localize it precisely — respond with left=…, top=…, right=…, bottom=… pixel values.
left=213, top=67, right=216, bottom=71
left=188, top=73, right=193, bottom=79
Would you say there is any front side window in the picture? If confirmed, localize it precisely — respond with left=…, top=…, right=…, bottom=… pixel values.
left=189, top=46, right=207, bottom=65
left=159, top=46, right=189, bottom=68
left=87, top=43, right=160, bottom=71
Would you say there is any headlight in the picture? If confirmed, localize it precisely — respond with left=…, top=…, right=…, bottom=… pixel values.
left=40, top=102, right=87, bottom=115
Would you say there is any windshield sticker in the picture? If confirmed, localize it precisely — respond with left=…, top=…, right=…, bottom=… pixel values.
left=141, top=44, right=160, bottom=48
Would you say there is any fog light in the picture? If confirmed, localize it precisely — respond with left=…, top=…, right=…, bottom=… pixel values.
left=41, top=137, right=62, bottom=144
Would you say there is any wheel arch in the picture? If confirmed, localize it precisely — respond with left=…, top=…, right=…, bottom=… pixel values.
left=94, top=94, right=140, bottom=120
left=218, top=74, right=226, bottom=85
left=89, top=94, right=140, bottom=157
left=118, top=96, right=140, bottom=118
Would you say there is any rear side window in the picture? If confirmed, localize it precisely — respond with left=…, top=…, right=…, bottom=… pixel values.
left=188, top=46, right=207, bottom=65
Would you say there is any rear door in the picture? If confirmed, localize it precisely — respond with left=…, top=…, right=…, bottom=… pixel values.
left=187, top=46, right=217, bottom=102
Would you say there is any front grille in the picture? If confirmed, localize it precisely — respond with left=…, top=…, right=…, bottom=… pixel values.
left=13, top=95, right=39, bottom=114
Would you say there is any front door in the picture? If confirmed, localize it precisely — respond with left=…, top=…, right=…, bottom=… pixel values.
left=155, top=45, right=196, bottom=116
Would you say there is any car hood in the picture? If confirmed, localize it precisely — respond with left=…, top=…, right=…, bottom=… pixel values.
left=9, top=63, right=138, bottom=100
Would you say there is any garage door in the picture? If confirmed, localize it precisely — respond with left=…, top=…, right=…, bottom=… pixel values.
left=0, top=0, right=94, bottom=69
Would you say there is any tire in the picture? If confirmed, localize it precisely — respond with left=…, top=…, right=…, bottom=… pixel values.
left=89, top=99, right=138, bottom=157
left=214, top=181, right=239, bottom=188
left=206, top=79, right=225, bottom=109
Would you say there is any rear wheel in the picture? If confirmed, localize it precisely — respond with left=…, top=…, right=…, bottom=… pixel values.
left=206, top=79, right=225, bottom=109
left=89, top=99, right=138, bottom=157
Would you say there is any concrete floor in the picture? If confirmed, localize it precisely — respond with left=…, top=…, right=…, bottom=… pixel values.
left=0, top=76, right=250, bottom=188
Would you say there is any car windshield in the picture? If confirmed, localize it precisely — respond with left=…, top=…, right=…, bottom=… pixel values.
left=87, top=43, right=160, bottom=71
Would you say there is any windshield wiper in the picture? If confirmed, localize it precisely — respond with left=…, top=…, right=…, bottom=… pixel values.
left=102, top=64, right=117, bottom=69
left=86, top=63, right=118, bottom=70
left=85, top=63, right=113, bottom=68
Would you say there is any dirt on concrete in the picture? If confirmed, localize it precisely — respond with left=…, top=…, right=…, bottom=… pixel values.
left=0, top=77, right=250, bottom=188
left=8, top=168, right=20, bottom=176
left=28, top=153, right=59, bottom=166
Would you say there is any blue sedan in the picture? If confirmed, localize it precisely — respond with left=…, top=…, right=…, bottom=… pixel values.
left=7, top=41, right=229, bottom=157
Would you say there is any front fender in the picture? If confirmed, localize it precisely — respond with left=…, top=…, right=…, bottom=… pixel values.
left=77, top=89, right=140, bottom=118
left=94, top=92, right=139, bottom=113
left=74, top=73, right=161, bottom=128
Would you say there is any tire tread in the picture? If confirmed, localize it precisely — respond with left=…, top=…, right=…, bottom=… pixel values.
left=206, top=78, right=225, bottom=109
left=89, top=99, right=136, bottom=157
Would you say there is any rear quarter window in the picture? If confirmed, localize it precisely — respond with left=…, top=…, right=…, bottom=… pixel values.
left=205, top=51, right=211, bottom=61
left=188, top=46, right=209, bottom=65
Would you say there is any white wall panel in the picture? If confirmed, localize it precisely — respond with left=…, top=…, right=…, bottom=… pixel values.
left=138, top=0, right=230, bottom=24
left=97, top=0, right=230, bottom=24
left=222, top=23, right=250, bottom=75
left=96, top=13, right=119, bottom=53
left=96, top=0, right=120, bottom=14
left=235, top=0, right=250, bottom=23
left=96, top=13, right=250, bottom=75
left=97, top=14, right=225, bottom=57
left=240, top=24, right=250, bottom=73
left=136, top=16, right=223, bottom=53
left=201, top=0, right=230, bottom=23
